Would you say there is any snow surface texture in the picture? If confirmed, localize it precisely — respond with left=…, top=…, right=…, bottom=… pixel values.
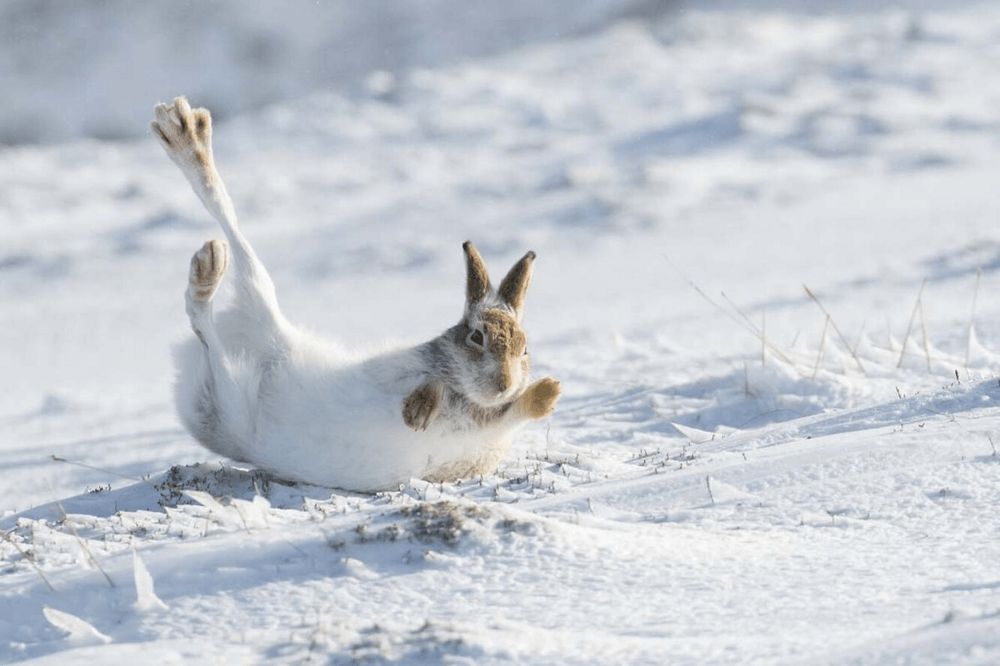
left=3, top=2, right=1000, bottom=664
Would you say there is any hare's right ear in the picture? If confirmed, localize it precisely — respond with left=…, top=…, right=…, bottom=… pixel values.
left=463, top=241, right=490, bottom=312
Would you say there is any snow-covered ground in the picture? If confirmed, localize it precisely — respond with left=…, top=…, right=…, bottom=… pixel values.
left=3, top=2, right=1000, bottom=663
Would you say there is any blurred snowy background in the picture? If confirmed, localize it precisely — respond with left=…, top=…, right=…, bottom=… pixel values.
left=0, top=0, right=975, bottom=144
left=1, top=0, right=666, bottom=144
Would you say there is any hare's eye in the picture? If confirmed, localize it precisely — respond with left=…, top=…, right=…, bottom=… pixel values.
left=468, top=329, right=485, bottom=347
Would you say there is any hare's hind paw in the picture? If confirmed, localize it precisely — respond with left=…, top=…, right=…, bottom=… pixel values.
left=403, top=382, right=442, bottom=431
left=519, top=377, right=561, bottom=420
left=151, top=96, right=213, bottom=169
left=188, top=239, right=229, bottom=303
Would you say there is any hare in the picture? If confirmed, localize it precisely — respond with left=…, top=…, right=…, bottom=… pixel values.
left=151, top=97, right=560, bottom=492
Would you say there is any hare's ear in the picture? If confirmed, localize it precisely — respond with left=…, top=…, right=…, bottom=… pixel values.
left=497, top=250, right=536, bottom=319
left=463, top=241, right=491, bottom=309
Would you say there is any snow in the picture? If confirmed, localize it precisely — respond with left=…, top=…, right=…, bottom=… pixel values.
left=3, top=1, right=1000, bottom=663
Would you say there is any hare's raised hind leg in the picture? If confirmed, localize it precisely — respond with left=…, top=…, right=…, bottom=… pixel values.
left=152, top=96, right=286, bottom=335
left=180, top=239, right=253, bottom=460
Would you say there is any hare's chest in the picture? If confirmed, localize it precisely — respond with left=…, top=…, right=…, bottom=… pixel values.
left=437, top=388, right=511, bottom=432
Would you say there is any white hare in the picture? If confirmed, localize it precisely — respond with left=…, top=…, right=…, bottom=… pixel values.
left=151, top=97, right=560, bottom=492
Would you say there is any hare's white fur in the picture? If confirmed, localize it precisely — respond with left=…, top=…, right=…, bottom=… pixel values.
left=152, top=97, right=560, bottom=492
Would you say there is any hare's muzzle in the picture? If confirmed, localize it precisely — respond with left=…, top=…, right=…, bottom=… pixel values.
left=495, top=364, right=514, bottom=395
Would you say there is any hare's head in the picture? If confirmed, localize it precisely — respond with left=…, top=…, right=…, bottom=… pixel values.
left=453, top=241, right=536, bottom=407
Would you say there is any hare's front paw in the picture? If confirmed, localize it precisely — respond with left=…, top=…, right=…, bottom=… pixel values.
left=151, top=96, right=214, bottom=170
left=188, top=239, right=229, bottom=303
left=519, top=377, right=561, bottom=420
left=403, top=382, right=442, bottom=431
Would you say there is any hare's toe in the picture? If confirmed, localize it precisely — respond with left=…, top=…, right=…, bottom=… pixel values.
left=520, top=377, right=561, bottom=420
left=403, top=383, right=442, bottom=431
left=188, top=239, right=229, bottom=302
left=151, top=96, right=213, bottom=166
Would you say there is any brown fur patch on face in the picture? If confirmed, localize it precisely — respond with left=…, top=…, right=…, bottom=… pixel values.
left=480, top=309, right=526, bottom=392
left=480, top=310, right=525, bottom=357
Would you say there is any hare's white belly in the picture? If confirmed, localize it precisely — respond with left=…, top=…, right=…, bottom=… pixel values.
left=176, top=331, right=509, bottom=491
left=249, top=370, right=506, bottom=490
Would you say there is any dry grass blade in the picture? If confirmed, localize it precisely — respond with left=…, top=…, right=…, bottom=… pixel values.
left=1, top=530, right=56, bottom=592
left=664, top=256, right=795, bottom=366
left=803, top=285, right=865, bottom=374
left=720, top=292, right=794, bottom=366
left=51, top=455, right=146, bottom=483
left=897, top=279, right=926, bottom=369
left=46, top=483, right=115, bottom=588
left=812, top=314, right=830, bottom=380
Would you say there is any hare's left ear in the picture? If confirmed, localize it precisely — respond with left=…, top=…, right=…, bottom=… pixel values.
left=497, top=250, right=536, bottom=320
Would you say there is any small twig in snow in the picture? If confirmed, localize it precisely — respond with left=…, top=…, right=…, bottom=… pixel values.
left=897, top=279, right=926, bottom=369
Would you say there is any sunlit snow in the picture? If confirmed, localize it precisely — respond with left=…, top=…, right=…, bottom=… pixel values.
left=3, top=1, right=1000, bottom=663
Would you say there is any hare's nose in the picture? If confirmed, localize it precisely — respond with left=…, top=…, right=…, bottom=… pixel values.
left=495, top=364, right=513, bottom=394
